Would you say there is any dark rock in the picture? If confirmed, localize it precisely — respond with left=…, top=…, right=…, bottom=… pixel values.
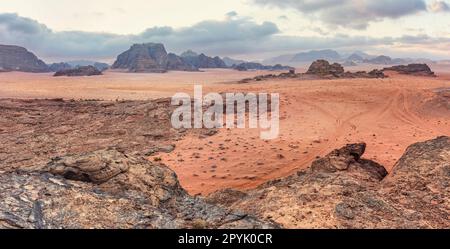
left=53, top=66, right=102, bottom=77
left=306, top=60, right=345, bottom=77
left=1, top=155, right=276, bottom=229
left=0, top=45, right=49, bottom=72
left=45, top=149, right=130, bottom=184
left=228, top=137, right=449, bottom=228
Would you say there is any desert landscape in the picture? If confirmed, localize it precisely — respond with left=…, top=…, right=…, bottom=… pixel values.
left=0, top=1, right=449, bottom=230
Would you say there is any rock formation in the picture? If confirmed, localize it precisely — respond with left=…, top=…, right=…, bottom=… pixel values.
left=0, top=45, right=49, bottom=72
left=207, top=136, right=450, bottom=228
left=0, top=96, right=448, bottom=229
left=53, top=66, right=102, bottom=77
left=49, top=62, right=72, bottom=72
left=383, top=64, right=436, bottom=77
left=0, top=149, right=275, bottom=229
left=306, top=59, right=345, bottom=77
left=112, top=43, right=197, bottom=73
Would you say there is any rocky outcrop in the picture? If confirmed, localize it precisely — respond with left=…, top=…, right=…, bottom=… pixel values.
left=383, top=64, right=436, bottom=77
left=53, top=66, right=102, bottom=77
left=112, top=43, right=197, bottom=73
left=208, top=137, right=450, bottom=228
left=0, top=45, right=49, bottom=72
left=233, top=62, right=293, bottom=71
left=306, top=59, right=345, bottom=77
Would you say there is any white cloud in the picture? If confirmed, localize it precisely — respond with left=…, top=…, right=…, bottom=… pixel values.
left=0, top=12, right=449, bottom=62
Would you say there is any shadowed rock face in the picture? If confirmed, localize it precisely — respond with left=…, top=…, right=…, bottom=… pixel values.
left=208, top=137, right=450, bottom=228
left=53, top=66, right=102, bottom=77
left=111, top=43, right=197, bottom=73
left=383, top=64, right=436, bottom=77
left=0, top=45, right=49, bottom=72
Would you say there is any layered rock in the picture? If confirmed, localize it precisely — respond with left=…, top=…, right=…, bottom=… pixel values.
left=207, top=137, right=450, bottom=228
left=0, top=45, right=49, bottom=72
left=53, top=66, right=102, bottom=77
left=112, top=43, right=197, bottom=73
left=383, top=64, right=436, bottom=77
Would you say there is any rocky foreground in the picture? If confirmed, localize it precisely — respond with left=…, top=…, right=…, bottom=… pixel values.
left=208, top=137, right=450, bottom=228
left=0, top=98, right=448, bottom=229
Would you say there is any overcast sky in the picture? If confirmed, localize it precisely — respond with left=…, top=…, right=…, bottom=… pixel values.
left=0, top=0, right=449, bottom=62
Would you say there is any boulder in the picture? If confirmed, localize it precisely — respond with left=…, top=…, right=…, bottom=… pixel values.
left=0, top=149, right=276, bottom=229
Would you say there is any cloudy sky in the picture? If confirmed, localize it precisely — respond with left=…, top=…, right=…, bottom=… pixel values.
left=0, top=0, right=449, bottom=62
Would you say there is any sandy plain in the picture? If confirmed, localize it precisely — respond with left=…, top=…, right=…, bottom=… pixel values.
left=1, top=66, right=449, bottom=195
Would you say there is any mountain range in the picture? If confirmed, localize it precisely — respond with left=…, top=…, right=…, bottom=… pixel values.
left=263, top=49, right=437, bottom=66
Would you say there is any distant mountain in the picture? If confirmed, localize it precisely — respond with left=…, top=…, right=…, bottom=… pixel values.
left=0, top=44, right=49, bottom=72
left=291, top=49, right=341, bottom=62
left=180, top=51, right=227, bottom=69
left=222, top=57, right=246, bottom=67
left=112, top=43, right=197, bottom=73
